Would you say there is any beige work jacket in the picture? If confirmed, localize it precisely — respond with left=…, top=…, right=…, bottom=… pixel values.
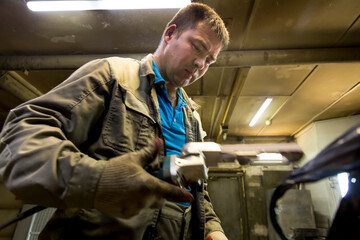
left=0, top=54, right=224, bottom=239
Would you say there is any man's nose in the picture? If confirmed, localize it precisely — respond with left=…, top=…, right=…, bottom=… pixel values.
left=194, top=58, right=205, bottom=70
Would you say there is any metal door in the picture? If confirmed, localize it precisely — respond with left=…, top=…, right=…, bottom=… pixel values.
left=207, top=170, right=248, bottom=240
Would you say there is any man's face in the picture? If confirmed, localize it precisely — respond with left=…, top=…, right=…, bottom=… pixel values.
left=161, top=21, right=222, bottom=89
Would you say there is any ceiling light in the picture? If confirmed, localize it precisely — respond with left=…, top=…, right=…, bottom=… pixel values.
left=253, top=153, right=285, bottom=165
left=256, top=153, right=283, bottom=161
left=249, top=98, right=273, bottom=127
left=27, top=0, right=191, bottom=12
left=252, top=160, right=284, bottom=164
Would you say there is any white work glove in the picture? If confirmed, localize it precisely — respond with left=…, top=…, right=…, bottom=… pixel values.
left=206, top=231, right=228, bottom=240
left=94, top=138, right=194, bottom=218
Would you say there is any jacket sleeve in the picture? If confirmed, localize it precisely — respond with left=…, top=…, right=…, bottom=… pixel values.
left=203, top=182, right=225, bottom=237
left=0, top=59, right=116, bottom=209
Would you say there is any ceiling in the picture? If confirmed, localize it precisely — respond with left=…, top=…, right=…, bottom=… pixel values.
left=0, top=0, right=360, bottom=145
left=0, top=1, right=360, bottom=238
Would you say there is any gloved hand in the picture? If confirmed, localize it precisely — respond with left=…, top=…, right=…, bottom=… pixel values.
left=94, top=138, right=194, bottom=218
left=206, top=231, right=228, bottom=240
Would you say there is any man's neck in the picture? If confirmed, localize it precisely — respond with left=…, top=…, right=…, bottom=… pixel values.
left=153, top=55, right=179, bottom=110
left=166, top=83, right=178, bottom=110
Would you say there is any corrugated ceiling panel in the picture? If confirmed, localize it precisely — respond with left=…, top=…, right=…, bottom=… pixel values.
left=16, top=70, right=73, bottom=94
left=241, top=65, right=314, bottom=96
left=183, top=77, right=202, bottom=96
left=204, top=0, right=255, bottom=50
left=202, top=67, right=237, bottom=97
left=0, top=1, right=177, bottom=55
left=242, top=0, right=360, bottom=49
left=316, top=83, right=360, bottom=121
left=0, top=90, right=23, bottom=110
left=191, top=96, right=228, bottom=138
left=337, top=17, right=360, bottom=46
left=202, top=68, right=225, bottom=96
left=261, top=63, right=360, bottom=136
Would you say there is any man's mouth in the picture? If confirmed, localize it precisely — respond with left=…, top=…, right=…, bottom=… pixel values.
left=185, top=69, right=193, bottom=79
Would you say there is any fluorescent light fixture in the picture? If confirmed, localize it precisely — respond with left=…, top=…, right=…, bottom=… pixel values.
left=249, top=97, right=273, bottom=127
left=253, top=153, right=284, bottom=164
left=252, top=160, right=283, bottom=164
left=27, top=0, right=191, bottom=12
left=256, top=153, right=283, bottom=161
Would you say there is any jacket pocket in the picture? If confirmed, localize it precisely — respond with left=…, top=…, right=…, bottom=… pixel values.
left=102, top=89, right=156, bottom=154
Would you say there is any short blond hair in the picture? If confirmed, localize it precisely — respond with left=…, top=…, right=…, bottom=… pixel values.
left=167, top=3, right=229, bottom=49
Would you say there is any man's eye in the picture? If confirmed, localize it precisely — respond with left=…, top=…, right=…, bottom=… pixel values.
left=193, top=44, right=200, bottom=52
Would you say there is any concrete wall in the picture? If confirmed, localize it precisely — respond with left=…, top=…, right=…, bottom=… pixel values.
left=295, top=115, right=360, bottom=228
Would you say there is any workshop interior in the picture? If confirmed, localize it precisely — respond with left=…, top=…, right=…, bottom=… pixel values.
left=1, top=0, right=360, bottom=239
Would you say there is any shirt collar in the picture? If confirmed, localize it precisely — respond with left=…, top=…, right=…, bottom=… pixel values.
left=152, top=60, right=186, bottom=108
left=152, top=60, right=165, bottom=85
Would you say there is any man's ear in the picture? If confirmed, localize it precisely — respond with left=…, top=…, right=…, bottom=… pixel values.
left=164, top=24, right=177, bottom=43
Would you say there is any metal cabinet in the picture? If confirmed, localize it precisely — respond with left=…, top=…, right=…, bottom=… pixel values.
left=207, top=169, right=248, bottom=240
left=207, top=168, right=294, bottom=240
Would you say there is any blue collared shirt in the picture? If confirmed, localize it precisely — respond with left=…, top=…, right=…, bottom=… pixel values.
left=153, top=60, right=186, bottom=157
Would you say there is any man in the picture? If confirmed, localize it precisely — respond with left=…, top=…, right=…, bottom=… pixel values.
left=0, top=3, right=229, bottom=240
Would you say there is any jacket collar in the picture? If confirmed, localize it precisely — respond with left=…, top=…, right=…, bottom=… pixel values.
left=139, top=54, right=156, bottom=84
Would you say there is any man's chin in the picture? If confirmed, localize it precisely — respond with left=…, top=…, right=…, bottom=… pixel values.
left=176, top=79, right=191, bottom=88
left=181, top=81, right=192, bottom=88
left=174, top=75, right=195, bottom=88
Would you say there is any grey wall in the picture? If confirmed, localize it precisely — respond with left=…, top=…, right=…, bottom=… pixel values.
left=295, top=115, right=360, bottom=228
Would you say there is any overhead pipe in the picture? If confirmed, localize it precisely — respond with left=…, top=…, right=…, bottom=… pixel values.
left=0, top=48, right=360, bottom=70
left=215, top=68, right=249, bottom=143
left=0, top=54, right=146, bottom=70
left=0, top=71, right=42, bottom=102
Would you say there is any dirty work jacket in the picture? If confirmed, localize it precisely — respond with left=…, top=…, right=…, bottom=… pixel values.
left=0, top=54, right=224, bottom=239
